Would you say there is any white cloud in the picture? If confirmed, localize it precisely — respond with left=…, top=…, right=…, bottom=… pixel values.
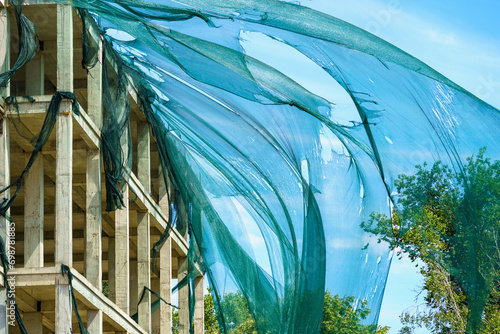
left=328, top=237, right=354, bottom=249
left=423, top=29, right=457, bottom=46
left=248, top=233, right=265, bottom=247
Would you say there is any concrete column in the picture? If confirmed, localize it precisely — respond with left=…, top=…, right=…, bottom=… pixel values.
left=0, top=289, right=6, bottom=334
left=108, top=237, right=115, bottom=301
left=178, top=257, right=189, bottom=334
left=85, top=27, right=103, bottom=286
left=86, top=148, right=102, bottom=334
left=56, top=4, right=73, bottom=91
left=137, top=121, right=151, bottom=331
left=151, top=278, right=160, bottom=334
left=130, top=259, right=137, bottom=316
left=0, top=72, right=9, bottom=334
left=55, top=276, right=72, bottom=334
left=158, top=165, right=172, bottom=334
left=24, top=313, right=43, bottom=334
left=113, top=185, right=129, bottom=314
left=85, top=30, right=103, bottom=334
left=0, top=12, right=8, bottom=321
left=87, top=38, right=102, bottom=126
left=137, top=212, right=151, bottom=330
left=87, top=310, right=102, bottom=334
left=193, top=276, right=204, bottom=334
left=25, top=54, right=44, bottom=96
left=24, top=153, right=44, bottom=268
left=159, top=238, right=172, bottom=334
left=0, top=5, right=10, bottom=99
left=85, top=149, right=102, bottom=286
left=55, top=4, right=73, bottom=334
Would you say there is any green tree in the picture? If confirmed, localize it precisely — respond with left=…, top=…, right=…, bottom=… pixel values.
left=321, top=291, right=390, bottom=334
left=205, top=287, right=221, bottom=334
left=204, top=289, right=389, bottom=333
left=362, top=148, right=500, bottom=333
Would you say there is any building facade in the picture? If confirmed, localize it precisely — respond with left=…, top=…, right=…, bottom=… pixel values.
left=0, top=1, right=204, bottom=333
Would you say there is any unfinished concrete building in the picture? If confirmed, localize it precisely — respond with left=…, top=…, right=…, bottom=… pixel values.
left=0, top=1, right=204, bottom=333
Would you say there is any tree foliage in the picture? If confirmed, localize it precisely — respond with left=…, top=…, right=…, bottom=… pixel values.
left=362, top=148, right=500, bottom=333
left=202, top=288, right=389, bottom=333
left=321, top=291, right=390, bottom=334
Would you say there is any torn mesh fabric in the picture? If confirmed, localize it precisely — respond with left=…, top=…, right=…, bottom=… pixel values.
left=3, top=0, right=499, bottom=332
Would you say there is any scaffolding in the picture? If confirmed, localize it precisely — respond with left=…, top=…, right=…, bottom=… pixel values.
left=0, top=1, right=204, bottom=333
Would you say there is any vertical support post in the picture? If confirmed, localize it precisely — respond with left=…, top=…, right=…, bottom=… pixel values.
left=193, top=276, right=204, bottom=334
left=55, top=4, right=73, bottom=334
left=0, top=4, right=9, bottom=99
left=0, top=289, right=6, bottom=334
left=151, top=278, right=160, bottom=334
left=159, top=239, right=172, bottom=334
left=108, top=237, right=115, bottom=301
left=25, top=54, right=44, bottom=96
left=24, top=313, right=42, bottom=334
left=22, top=55, right=43, bottom=289
left=113, top=186, right=129, bottom=314
left=178, top=257, right=189, bottom=334
left=87, top=310, right=102, bottom=334
left=193, top=211, right=204, bottom=334
left=129, top=259, right=138, bottom=316
left=0, top=98, right=8, bottom=334
left=178, top=199, right=189, bottom=334
left=158, top=165, right=172, bottom=334
left=0, top=7, right=9, bottom=333
left=24, top=153, right=44, bottom=268
left=137, top=122, right=151, bottom=331
left=86, top=35, right=103, bottom=334
left=24, top=43, right=44, bottom=269
left=23, top=44, right=44, bottom=334
left=56, top=4, right=73, bottom=92
left=87, top=38, right=102, bottom=124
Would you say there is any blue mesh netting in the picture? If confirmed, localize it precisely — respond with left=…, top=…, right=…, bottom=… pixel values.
left=1, top=1, right=499, bottom=332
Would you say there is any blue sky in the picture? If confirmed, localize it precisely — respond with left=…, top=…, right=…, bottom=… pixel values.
left=316, top=0, right=500, bottom=332
left=184, top=0, right=500, bottom=331
left=231, top=1, right=500, bottom=332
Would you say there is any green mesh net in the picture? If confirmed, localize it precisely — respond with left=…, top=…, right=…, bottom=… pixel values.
left=1, top=0, right=500, bottom=333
